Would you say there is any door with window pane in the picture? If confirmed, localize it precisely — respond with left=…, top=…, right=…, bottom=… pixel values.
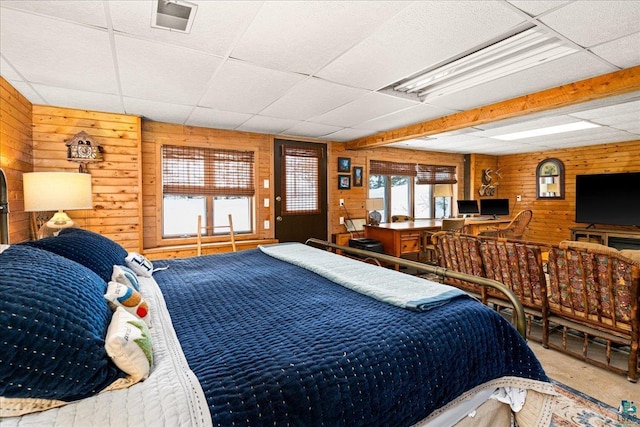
left=274, top=139, right=327, bottom=243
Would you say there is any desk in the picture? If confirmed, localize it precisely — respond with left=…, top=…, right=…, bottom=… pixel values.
left=464, top=218, right=511, bottom=235
left=364, top=220, right=442, bottom=264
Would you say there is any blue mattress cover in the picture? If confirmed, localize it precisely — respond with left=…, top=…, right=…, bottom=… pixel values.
left=153, top=249, right=547, bottom=427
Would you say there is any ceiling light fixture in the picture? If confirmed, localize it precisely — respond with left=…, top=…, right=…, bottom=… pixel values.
left=393, top=27, right=579, bottom=102
left=491, top=121, right=601, bottom=141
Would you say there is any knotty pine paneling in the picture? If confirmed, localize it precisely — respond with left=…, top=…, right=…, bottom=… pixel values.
left=0, top=77, right=33, bottom=243
left=31, top=105, right=142, bottom=252
left=329, top=144, right=465, bottom=236
left=141, top=121, right=273, bottom=252
left=496, top=139, right=640, bottom=245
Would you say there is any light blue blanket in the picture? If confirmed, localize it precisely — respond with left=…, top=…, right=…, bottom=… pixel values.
left=259, top=243, right=467, bottom=311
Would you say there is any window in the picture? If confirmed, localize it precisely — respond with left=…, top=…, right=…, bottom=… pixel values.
left=369, top=160, right=456, bottom=222
left=281, top=145, right=322, bottom=215
left=161, top=145, right=255, bottom=238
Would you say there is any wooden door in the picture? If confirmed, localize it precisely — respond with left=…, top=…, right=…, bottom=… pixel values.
left=274, top=139, right=327, bottom=243
left=0, top=169, right=8, bottom=244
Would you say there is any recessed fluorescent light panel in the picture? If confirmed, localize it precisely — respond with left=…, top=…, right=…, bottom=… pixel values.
left=491, top=121, right=601, bottom=141
left=393, top=27, right=579, bottom=102
left=151, top=0, right=198, bottom=33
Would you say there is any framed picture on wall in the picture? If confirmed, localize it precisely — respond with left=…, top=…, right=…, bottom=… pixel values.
left=338, top=174, right=351, bottom=190
left=338, top=157, right=351, bottom=172
left=353, top=166, right=363, bottom=187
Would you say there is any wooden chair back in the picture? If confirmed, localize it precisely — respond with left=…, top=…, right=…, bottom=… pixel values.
left=441, top=218, right=466, bottom=231
left=391, top=215, right=414, bottom=222
left=498, top=210, right=532, bottom=239
left=196, top=214, right=237, bottom=256
left=433, top=232, right=487, bottom=300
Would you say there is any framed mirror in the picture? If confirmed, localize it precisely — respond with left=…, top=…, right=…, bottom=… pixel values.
left=536, top=158, right=564, bottom=199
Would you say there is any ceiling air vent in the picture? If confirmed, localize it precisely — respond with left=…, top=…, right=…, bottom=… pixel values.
left=151, top=0, right=198, bottom=33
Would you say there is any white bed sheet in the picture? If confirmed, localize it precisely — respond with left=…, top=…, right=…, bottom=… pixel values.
left=3, top=275, right=212, bottom=427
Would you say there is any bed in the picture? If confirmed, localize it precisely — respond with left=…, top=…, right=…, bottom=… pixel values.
left=0, top=229, right=556, bottom=426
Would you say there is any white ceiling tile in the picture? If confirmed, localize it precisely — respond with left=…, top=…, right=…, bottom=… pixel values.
left=108, top=1, right=261, bottom=56
left=0, top=0, right=107, bottom=28
left=0, top=57, right=22, bottom=81
left=198, top=61, right=305, bottom=114
left=282, top=122, right=343, bottom=139
left=237, top=115, right=300, bottom=135
left=569, top=99, right=640, bottom=120
left=311, top=92, right=418, bottom=128
left=322, top=128, right=376, bottom=142
left=123, top=97, right=192, bottom=123
left=470, top=115, right=582, bottom=137
left=590, top=32, right=640, bottom=69
left=353, top=103, right=457, bottom=132
left=591, top=111, right=640, bottom=127
left=230, top=1, right=409, bottom=75
left=34, top=84, right=124, bottom=114
left=115, top=34, right=223, bottom=105
left=427, top=52, right=615, bottom=111
left=186, top=107, right=252, bottom=130
left=316, top=1, right=526, bottom=90
left=260, top=78, right=368, bottom=121
left=0, top=8, right=118, bottom=94
left=506, top=1, right=571, bottom=17
left=540, top=1, right=640, bottom=47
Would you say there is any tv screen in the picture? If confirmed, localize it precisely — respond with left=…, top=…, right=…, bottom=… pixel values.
left=480, top=198, right=509, bottom=218
left=457, top=200, right=479, bottom=215
left=575, top=172, right=640, bottom=227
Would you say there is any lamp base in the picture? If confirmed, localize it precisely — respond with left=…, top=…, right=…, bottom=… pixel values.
left=368, top=210, right=382, bottom=226
left=46, top=210, right=75, bottom=229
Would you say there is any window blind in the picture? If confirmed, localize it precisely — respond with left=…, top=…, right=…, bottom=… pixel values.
left=416, top=165, right=457, bottom=184
left=370, top=160, right=417, bottom=177
left=162, top=145, right=255, bottom=196
left=282, top=145, right=322, bottom=215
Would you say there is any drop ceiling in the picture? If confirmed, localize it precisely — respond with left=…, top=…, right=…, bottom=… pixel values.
left=1, top=0, right=639, bottom=155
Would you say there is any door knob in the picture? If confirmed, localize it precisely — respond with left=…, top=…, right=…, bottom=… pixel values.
left=275, top=196, right=282, bottom=202
left=276, top=216, right=283, bottom=221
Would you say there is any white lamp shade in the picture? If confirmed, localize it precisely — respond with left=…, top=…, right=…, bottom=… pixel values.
left=365, top=198, right=384, bottom=210
left=434, top=184, right=453, bottom=197
left=23, top=172, right=92, bottom=212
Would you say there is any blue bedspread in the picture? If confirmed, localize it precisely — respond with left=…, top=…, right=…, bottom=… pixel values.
left=153, top=249, right=547, bottom=427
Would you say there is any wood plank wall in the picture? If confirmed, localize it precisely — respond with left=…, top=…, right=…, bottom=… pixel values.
left=31, top=105, right=142, bottom=252
left=141, top=121, right=273, bottom=250
left=0, top=77, right=33, bottom=243
left=496, top=139, right=640, bottom=244
left=328, top=144, right=465, bottom=236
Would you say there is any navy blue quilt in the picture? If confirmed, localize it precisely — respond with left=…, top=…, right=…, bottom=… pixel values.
left=153, top=249, right=547, bottom=427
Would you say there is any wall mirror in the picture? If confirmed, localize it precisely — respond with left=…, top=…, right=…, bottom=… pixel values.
left=536, top=158, right=564, bottom=199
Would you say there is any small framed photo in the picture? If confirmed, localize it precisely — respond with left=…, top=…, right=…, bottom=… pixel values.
left=338, top=157, right=351, bottom=172
left=352, top=166, right=363, bottom=187
left=338, top=174, right=351, bottom=190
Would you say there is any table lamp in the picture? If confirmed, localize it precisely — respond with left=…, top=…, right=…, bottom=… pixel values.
left=434, top=184, right=453, bottom=218
left=365, top=198, right=384, bottom=226
left=23, top=172, right=92, bottom=236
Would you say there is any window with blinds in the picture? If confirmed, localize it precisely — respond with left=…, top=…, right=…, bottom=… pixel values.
left=161, top=145, right=255, bottom=237
left=162, top=145, right=255, bottom=196
left=282, top=146, right=322, bottom=215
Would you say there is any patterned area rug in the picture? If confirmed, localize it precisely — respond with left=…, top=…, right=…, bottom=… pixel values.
left=551, top=380, right=639, bottom=426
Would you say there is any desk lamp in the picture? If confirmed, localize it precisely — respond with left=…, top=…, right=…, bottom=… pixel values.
left=23, top=172, right=92, bottom=237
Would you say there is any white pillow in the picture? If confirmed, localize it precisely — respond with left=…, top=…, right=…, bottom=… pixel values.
left=112, top=265, right=140, bottom=291
left=0, top=244, right=10, bottom=254
left=125, top=252, right=153, bottom=277
left=105, top=307, right=153, bottom=382
left=104, top=281, right=150, bottom=326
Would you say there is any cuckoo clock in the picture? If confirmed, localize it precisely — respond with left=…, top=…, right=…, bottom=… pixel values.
left=66, top=131, right=104, bottom=173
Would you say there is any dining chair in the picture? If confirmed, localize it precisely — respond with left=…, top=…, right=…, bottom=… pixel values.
left=391, top=215, right=414, bottom=222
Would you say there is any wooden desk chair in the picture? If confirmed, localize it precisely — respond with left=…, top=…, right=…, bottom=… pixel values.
left=479, top=210, right=532, bottom=239
left=391, top=215, right=414, bottom=222
left=420, top=218, right=466, bottom=264
left=196, top=214, right=236, bottom=256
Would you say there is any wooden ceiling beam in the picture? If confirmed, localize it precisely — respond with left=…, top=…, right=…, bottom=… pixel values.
left=345, top=65, right=640, bottom=150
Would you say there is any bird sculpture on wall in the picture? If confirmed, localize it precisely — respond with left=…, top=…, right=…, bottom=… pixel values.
left=478, top=168, right=502, bottom=196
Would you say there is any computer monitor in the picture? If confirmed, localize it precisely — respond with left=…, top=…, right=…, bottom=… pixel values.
left=480, top=198, right=509, bottom=219
left=457, top=200, right=479, bottom=216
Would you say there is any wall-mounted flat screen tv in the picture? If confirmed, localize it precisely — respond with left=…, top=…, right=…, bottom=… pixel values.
left=480, top=198, right=509, bottom=218
left=457, top=200, right=479, bottom=215
left=575, top=172, right=640, bottom=227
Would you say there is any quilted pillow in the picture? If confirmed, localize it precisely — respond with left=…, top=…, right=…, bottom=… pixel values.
left=112, top=265, right=140, bottom=291
left=105, top=307, right=153, bottom=382
left=104, top=281, right=150, bottom=326
left=125, top=252, right=154, bottom=277
left=22, top=227, right=128, bottom=282
left=0, top=245, right=123, bottom=412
